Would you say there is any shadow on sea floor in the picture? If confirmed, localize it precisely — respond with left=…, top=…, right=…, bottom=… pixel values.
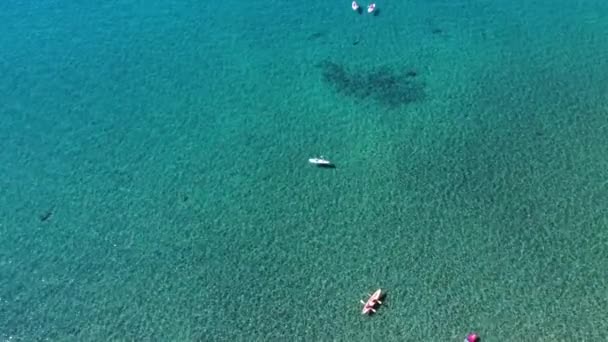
left=316, top=60, right=426, bottom=108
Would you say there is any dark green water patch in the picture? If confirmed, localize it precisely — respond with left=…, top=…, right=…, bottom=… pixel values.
left=317, top=60, right=426, bottom=108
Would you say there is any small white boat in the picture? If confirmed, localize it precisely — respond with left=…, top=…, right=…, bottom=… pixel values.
left=361, top=289, right=383, bottom=314
left=308, top=157, right=333, bottom=167
left=367, top=3, right=376, bottom=14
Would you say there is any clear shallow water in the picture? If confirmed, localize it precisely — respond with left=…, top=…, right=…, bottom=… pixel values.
left=1, top=1, right=608, bottom=340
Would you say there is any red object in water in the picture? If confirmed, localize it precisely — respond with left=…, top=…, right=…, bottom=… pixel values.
left=465, top=333, right=479, bottom=342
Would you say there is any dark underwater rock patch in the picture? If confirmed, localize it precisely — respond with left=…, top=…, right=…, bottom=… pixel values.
left=317, top=60, right=425, bottom=108
left=306, top=32, right=325, bottom=41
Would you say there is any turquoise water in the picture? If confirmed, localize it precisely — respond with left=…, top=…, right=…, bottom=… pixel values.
left=2, top=1, right=608, bottom=340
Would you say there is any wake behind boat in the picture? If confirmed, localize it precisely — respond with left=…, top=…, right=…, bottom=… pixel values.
left=308, top=157, right=334, bottom=168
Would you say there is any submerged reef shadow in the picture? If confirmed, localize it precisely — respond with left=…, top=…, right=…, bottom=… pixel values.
left=317, top=60, right=426, bottom=108
left=306, top=31, right=325, bottom=41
